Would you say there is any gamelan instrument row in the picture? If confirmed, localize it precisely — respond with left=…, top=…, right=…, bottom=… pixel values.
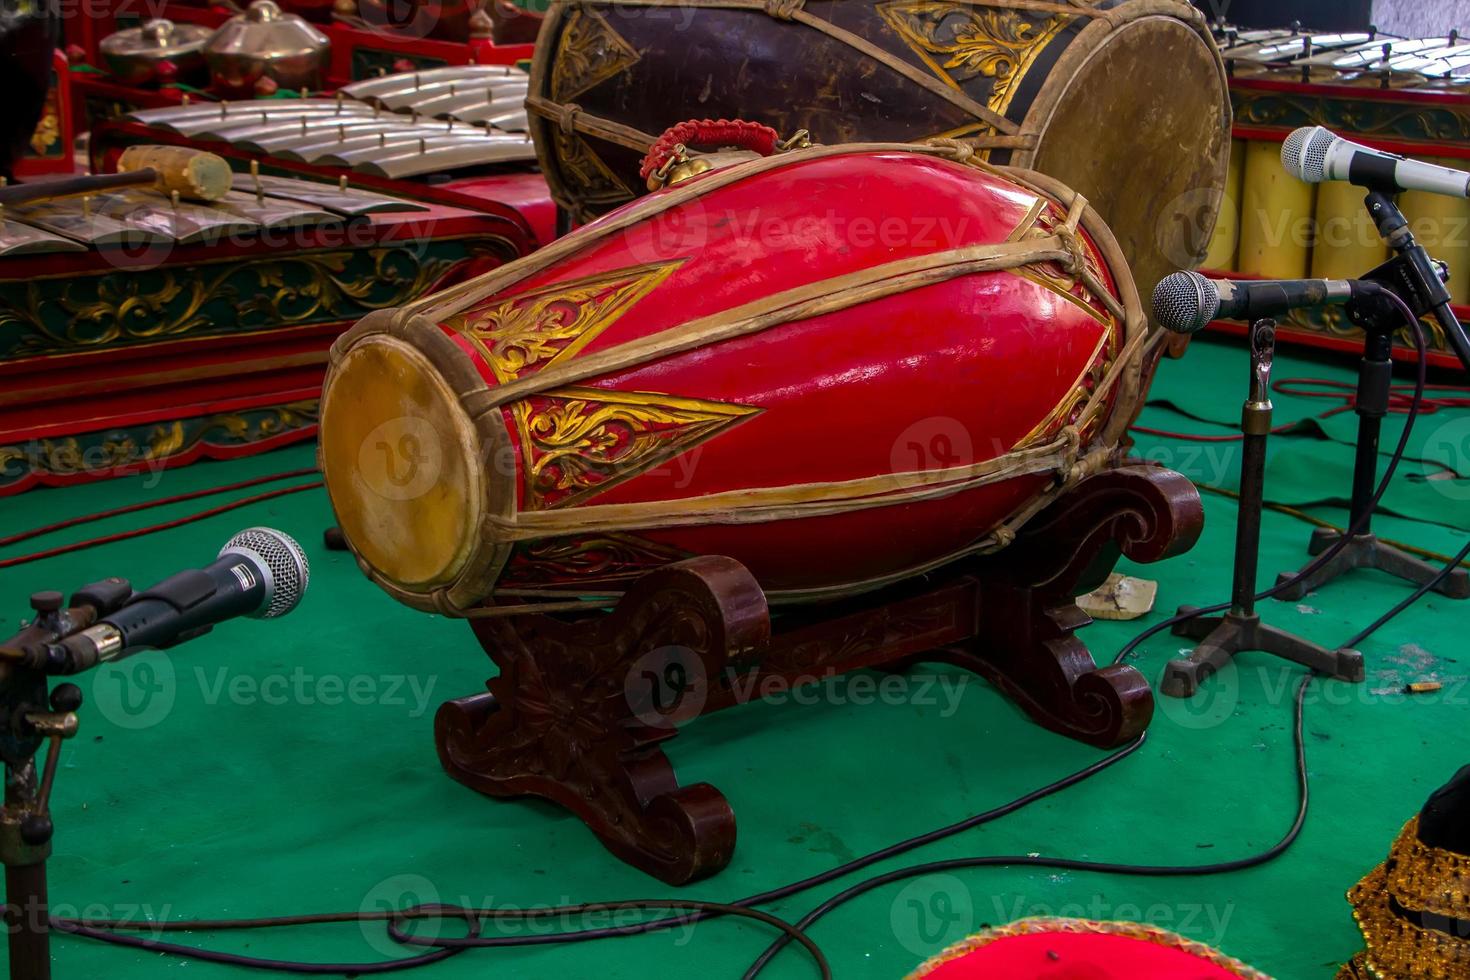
left=1204, top=20, right=1470, bottom=367
left=0, top=146, right=430, bottom=256
left=1216, top=26, right=1470, bottom=89
left=99, top=1, right=333, bottom=97
left=117, top=67, right=534, bottom=182
left=73, top=0, right=540, bottom=101
left=0, top=157, right=535, bottom=495
left=317, top=131, right=1208, bottom=881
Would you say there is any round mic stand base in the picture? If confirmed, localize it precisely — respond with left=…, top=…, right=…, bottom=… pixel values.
left=1162, top=319, right=1364, bottom=699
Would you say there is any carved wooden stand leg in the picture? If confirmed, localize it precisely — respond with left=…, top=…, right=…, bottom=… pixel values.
left=929, top=465, right=1203, bottom=747
left=436, top=557, right=768, bottom=885
left=435, top=465, right=1203, bottom=883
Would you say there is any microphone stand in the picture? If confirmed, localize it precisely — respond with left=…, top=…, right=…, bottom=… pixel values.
left=1275, top=190, right=1470, bottom=601
left=1163, top=319, right=1364, bottom=698
left=0, top=582, right=130, bottom=980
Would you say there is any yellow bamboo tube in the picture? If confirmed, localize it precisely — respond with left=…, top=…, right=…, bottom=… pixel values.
left=1238, top=139, right=1315, bottom=279
left=1311, top=180, right=1387, bottom=280
left=1203, top=138, right=1244, bottom=272
left=1400, top=157, right=1470, bottom=307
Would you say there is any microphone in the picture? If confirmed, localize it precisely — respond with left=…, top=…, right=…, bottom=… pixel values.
left=1281, top=126, right=1470, bottom=197
left=1153, top=271, right=1379, bottom=334
left=47, top=527, right=309, bottom=674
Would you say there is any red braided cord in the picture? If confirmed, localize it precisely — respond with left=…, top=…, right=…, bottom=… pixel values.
left=0, top=481, right=322, bottom=569
left=640, top=119, right=781, bottom=181
left=1130, top=377, right=1470, bottom=443
left=0, top=467, right=319, bottom=550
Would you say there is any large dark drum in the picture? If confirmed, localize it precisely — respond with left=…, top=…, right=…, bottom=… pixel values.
left=527, top=0, right=1231, bottom=304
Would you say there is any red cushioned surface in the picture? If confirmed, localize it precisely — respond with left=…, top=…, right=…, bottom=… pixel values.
left=921, top=931, right=1247, bottom=979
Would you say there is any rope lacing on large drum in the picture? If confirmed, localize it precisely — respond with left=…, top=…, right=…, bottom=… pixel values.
left=553, top=102, right=582, bottom=136
left=1056, top=227, right=1089, bottom=279
left=764, top=0, right=804, bottom=20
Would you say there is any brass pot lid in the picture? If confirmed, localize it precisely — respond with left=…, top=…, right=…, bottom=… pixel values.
left=206, top=0, right=330, bottom=60
left=100, top=18, right=212, bottom=60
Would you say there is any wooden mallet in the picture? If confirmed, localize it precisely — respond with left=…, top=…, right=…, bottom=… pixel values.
left=0, top=145, right=233, bottom=209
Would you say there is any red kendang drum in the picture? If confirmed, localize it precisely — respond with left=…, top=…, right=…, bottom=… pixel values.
left=317, top=137, right=1201, bottom=883
left=319, top=140, right=1153, bottom=613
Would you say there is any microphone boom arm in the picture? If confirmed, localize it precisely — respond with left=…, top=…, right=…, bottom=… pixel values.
left=1357, top=190, right=1470, bottom=374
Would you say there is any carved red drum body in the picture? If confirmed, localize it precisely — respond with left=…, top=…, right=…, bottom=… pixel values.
left=319, top=142, right=1151, bottom=613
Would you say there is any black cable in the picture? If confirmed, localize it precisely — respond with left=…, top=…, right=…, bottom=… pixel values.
left=1344, top=536, right=1470, bottom=649
left=51, top=908, right=474, bottom=976
left=742, top=674, right=1314, bottom=978
left=52, top=738, right=1147, bottom=968
left=55, top=900, right=831, bottom=979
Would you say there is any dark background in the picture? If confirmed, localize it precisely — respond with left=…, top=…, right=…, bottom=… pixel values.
left=1191, top=0, right=1464, bottom=34
left=1191, top=0, right=1373, bottom=31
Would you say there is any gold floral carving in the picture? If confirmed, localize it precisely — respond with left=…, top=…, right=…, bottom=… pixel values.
left=512, top=387, right=760, bottom=510
left=448, top=262, right=680, bottom=384
left=550, top=7, right=641, bottom=102
left=1, top=401, right=319, bottom=479
left=500, top=532, right=693, bottom=586
left=30, top=106, right=60, bottom=156
left=0, top=248, right=459, bottom=357
left=550, top=126, right=636, bottom=207
left=1278, top=303, right=1449, bottom=355
left=878, top=1, right=1070, bottom=117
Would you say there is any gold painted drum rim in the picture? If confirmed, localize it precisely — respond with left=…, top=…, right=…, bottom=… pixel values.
left=320, top=310, right=516, bottom=614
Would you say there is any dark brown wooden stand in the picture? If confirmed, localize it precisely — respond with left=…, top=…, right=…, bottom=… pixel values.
left=434, top=465, right=1203, bottom=884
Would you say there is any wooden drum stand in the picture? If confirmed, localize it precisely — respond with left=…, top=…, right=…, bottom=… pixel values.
left=429, top=465, right=1202, bottom=884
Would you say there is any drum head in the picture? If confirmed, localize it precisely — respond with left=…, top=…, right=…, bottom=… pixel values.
left=1023, top=14, right=1231, bottom=307
left=320, top=335, right=486, bottom=592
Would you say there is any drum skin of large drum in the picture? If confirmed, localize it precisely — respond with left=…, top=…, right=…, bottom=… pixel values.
left=526, top=0, right=1231, bottom=305
left=318, top=143, right=1149, bottom=614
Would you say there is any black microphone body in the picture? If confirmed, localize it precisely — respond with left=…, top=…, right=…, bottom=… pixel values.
left=1212, top=278, right=1358, bottom=322
left=42, top=527, right=308, bottom=674
left=95, top=555, right=268, bottom=653
left=1152, top=271, right=1379, bottom=335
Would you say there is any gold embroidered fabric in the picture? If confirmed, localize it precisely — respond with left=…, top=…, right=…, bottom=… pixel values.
left=1342, top=817, right=1470, bottom=979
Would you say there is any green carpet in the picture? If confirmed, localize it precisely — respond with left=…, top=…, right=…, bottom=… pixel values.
left=2, top=334, right=1468, bottom=979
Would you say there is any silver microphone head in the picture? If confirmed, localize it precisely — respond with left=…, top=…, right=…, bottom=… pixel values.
left=1152, top=271, right=1221, bottom=335
left=218, top=527, right=310, bottom=619
left=1281, top=126, right=1335, bottom=183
